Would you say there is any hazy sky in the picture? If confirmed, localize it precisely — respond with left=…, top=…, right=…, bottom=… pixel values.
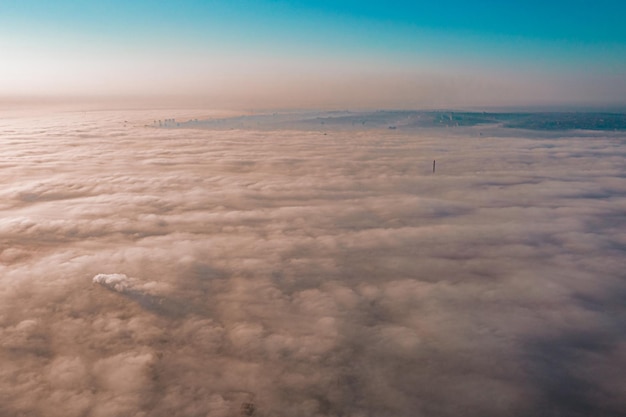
left=2, top=0, right=626, bottom=108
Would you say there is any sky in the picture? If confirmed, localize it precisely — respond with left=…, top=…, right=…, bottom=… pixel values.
left=1, top=0, right=626, bottom=108
left=1, top=110, right=626, bottom=416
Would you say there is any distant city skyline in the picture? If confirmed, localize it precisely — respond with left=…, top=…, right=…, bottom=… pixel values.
left=1, top=0, right=625, bottom=109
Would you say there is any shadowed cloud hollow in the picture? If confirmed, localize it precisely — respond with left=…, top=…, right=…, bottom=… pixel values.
left=0, top=109, right=625, bottom=416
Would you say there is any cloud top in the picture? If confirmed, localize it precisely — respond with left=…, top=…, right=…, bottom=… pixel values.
left=0, top=109, right=624, bottom=416
left=93, top=273, right=131, bottom=292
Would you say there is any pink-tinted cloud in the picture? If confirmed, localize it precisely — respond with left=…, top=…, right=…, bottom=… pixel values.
left=0, top=109, right=625, bottom=416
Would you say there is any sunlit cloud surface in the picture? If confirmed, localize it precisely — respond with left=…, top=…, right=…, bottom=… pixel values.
left=0, top=109, right=625, bottom=416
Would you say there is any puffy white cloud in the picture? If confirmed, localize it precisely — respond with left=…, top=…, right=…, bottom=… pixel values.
left=93, top=273, right=132, bottom=292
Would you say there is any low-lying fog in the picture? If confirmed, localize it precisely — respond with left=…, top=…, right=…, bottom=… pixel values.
left=1, top=109, right=625, bottom=417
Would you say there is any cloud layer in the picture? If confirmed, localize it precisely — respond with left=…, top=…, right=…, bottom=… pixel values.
left=1, top=109, right=625, bottom=416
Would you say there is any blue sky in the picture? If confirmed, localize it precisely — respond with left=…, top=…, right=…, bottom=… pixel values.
left=1, top=0, right=625, bottom=108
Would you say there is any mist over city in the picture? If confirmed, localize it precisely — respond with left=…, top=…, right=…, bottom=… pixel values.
left=1, top=108, right=625, bottom=416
